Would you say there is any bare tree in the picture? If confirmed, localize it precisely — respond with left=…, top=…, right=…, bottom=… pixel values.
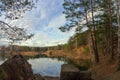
left=0, top=0, right=35, bottom=19
left=0, top=0, right=36, bottom=55
left=0, top=0, right=36, bottom=44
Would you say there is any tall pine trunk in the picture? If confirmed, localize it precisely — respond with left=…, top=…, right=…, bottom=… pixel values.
left=90, top=0, right=99, bottom=63
left=107, top=0, right=114, bottom=60
left=116, top=0, right=120, bottom=70
left=85, top=2, right=99, bottom=63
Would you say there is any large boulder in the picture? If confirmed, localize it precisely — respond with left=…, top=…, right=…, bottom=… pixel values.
left=33, top=74, right=44, bottom=80
left=60, top=64, right=80, bottom=80
left=44, top=76, right=59, bottom=80
left=79, top=70, right=92, bottom=80
left=0, top=55, right=42, bottom=80
left=60, top=64, right=92, bottom=80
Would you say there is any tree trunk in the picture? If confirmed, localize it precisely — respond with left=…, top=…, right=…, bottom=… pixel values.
left=107, top=0, right=114, bottom=61
left=116, top=0, right=120, bottom=70
left=90, top=0, right=99, bottom=63
left=75, top=37, right=78, bottom=48
left=85, top=2, right=99, bottom=63
left=85, top=9, right=93, bottom=55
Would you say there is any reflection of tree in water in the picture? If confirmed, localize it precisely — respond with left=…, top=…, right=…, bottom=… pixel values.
left=0, top=46, right=6, bottom=60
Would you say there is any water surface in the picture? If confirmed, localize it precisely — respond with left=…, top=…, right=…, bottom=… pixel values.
left=28, top=58, right=66, bottom=77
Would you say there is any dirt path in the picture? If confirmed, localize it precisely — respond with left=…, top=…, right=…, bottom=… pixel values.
left=91, top=54, right=117, bottom=80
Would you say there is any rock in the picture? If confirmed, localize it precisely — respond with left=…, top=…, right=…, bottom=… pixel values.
left=44, top=76, right=59, bottom=80
left=33, top=74, right=43, bottom=80
left=78, top=70, right=92, bottom=80
left=60, top=64, right=80, bottom=80
left=60, top=64, right=92, bottom=80
left=0, top=55, right=33, bottom=80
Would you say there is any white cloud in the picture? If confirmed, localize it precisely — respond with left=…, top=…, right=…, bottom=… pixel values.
left=0, top=0, right=76, bottom=47
left=18, top=14, right=75, bottom=47
left=47, top=14, right=66, bottom=28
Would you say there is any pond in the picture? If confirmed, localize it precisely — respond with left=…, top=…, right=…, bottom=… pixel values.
left=28, top=57, right=66, bottom=77
left=0, top=53, right=67, bottom=77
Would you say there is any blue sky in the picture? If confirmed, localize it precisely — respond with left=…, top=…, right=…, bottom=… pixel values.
left=0, top=0, right=75, bottom=47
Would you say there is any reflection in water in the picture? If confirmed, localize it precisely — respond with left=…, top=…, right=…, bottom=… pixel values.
left=0, top=52, right=7, bottom=65
left=28, top=58, right=66, bottom=77
left=0, top=59, right=7, bottom=65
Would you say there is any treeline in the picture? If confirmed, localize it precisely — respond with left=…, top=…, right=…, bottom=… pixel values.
left=19, top=46, right=48, bottom=52
left=19, top=45, right=64, bottom=52
left=59, top=0, right=120, bottom=69
left=0, top=45, right=64, bottom=52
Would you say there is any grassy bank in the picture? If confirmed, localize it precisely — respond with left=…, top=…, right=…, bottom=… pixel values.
left=44, top=45, right=93, bottom=70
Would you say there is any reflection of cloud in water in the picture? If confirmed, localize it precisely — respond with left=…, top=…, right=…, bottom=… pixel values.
left=28, top=58, right=65, bottom=77
left=0, top=59, right=7, bottom=65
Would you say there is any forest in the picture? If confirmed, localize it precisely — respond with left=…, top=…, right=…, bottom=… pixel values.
left=59, top=0, right=119, bottom=68
left=0, top=0, right=120, bottom=80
